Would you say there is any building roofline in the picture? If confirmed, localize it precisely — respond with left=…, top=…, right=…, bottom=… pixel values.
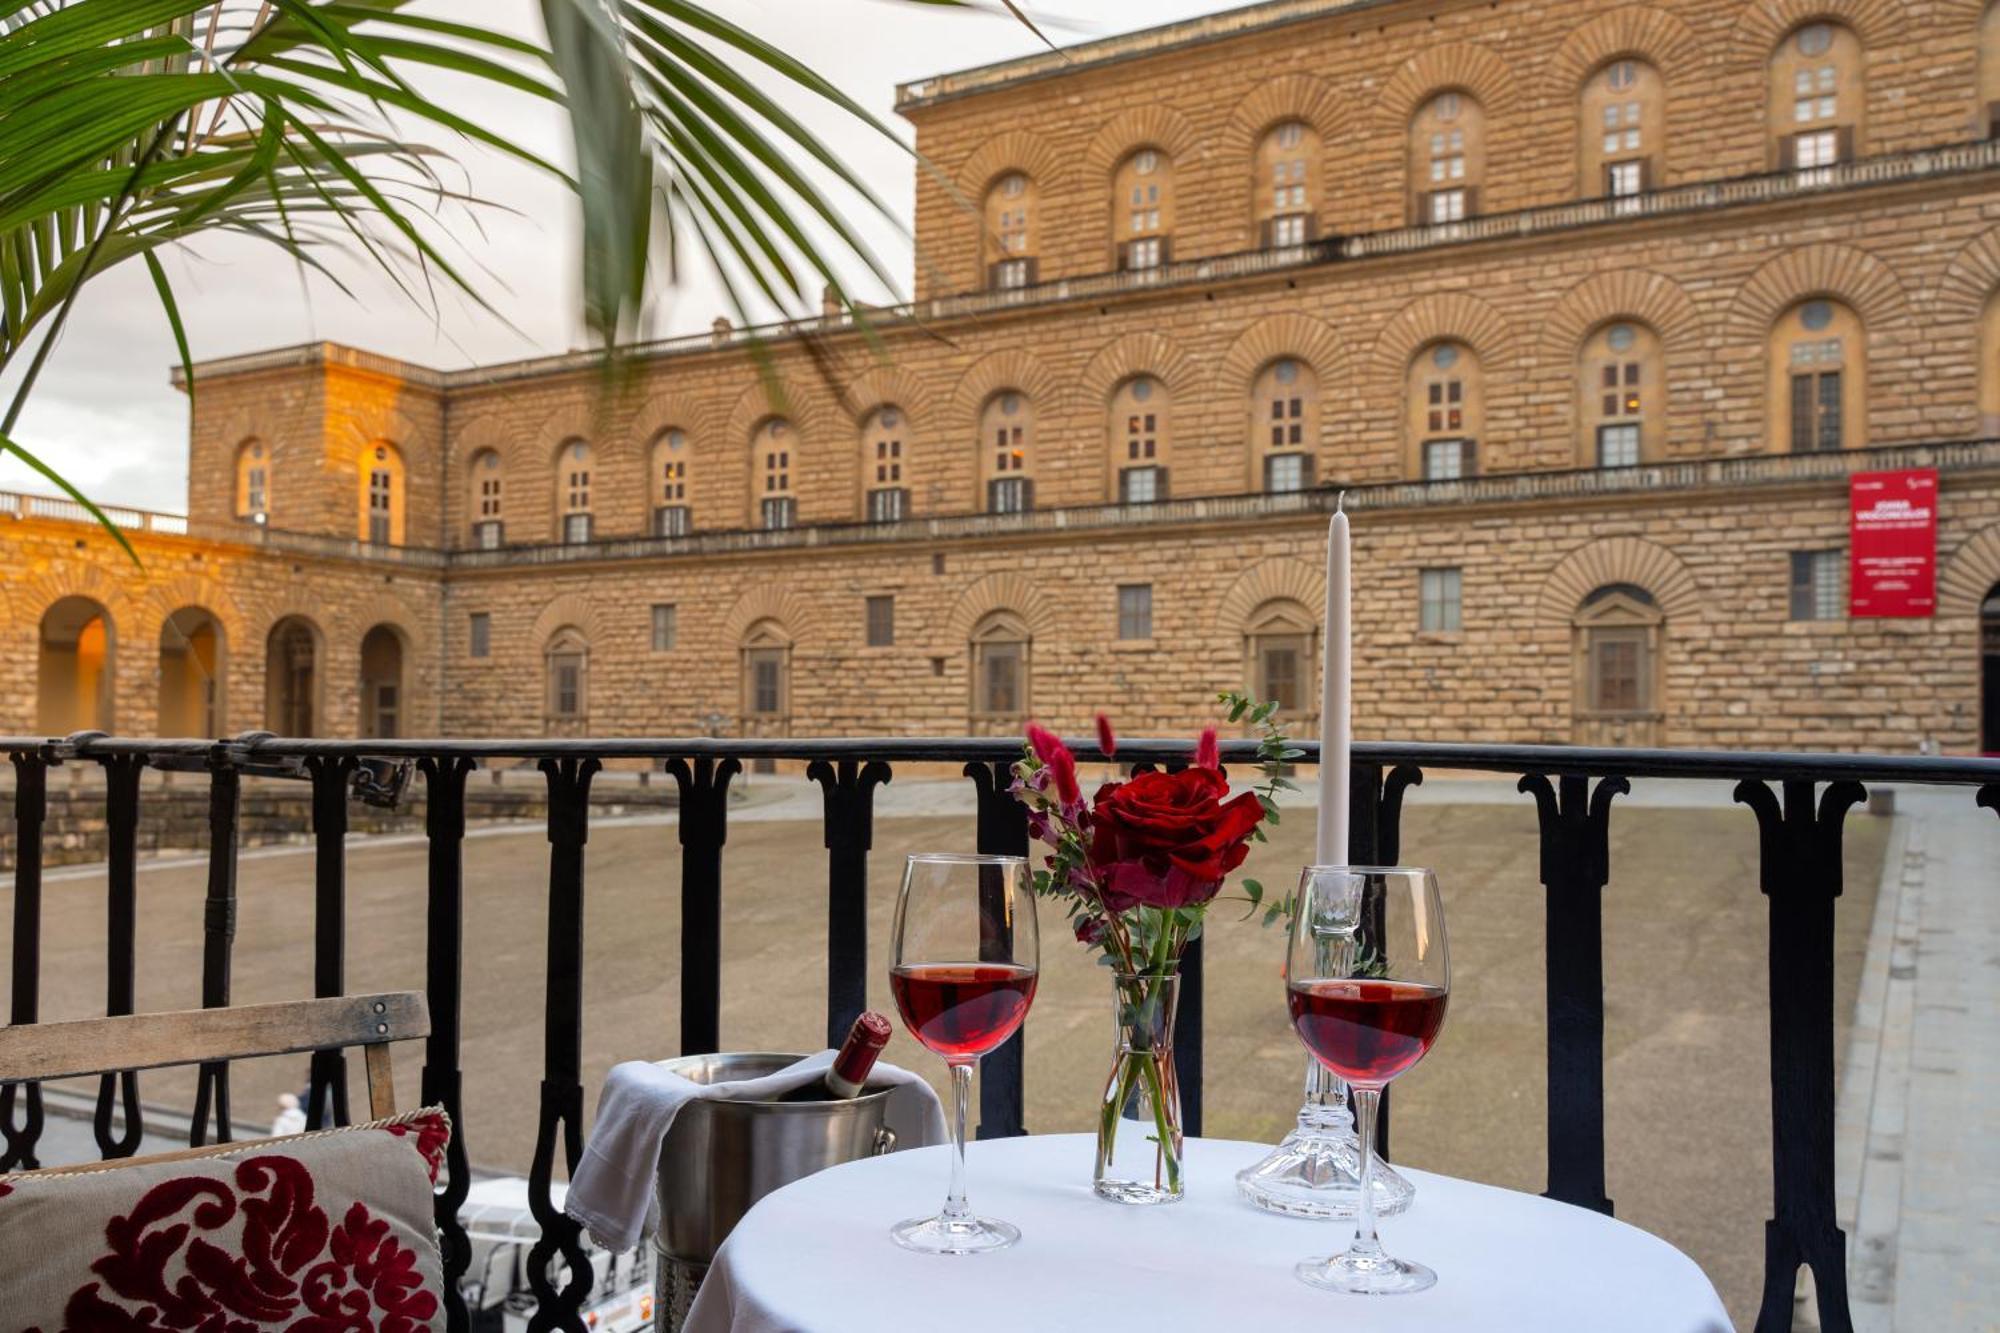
left=172, top=341, right=450, bottom=392
left=894, top=0, right=1401, bottom=112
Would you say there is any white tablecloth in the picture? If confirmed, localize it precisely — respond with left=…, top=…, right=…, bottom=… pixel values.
left=682, top=1134, right=1732, bottom=1333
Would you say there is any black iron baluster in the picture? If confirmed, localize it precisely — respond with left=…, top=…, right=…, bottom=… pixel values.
left=1982, top=785, right=1998, bottom=819
left=2, top=748, right=51, bottom=1171
left=95, top=754, right=147, bottom=1160
left=305, top=755, right=358, bottom=1129
left=1519, top=772, right=1627, bottom=1216
left=808, top=759, right=891, bottom=1047
left=1736, top=777, right=1865, bottom=1333
left=190, top=745, right=243, bottom=1147
left=527, top=756, right=600, bottom=1333
left=419, top=754, right=477, bottom=1333
left=666, top=756, right=739, bottom=1058
left=964, top=760, right=1028, bottom=1139
left=1347, top=762, right=1424, bottom=1158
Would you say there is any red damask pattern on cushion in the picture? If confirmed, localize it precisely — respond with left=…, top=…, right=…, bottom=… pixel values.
left=0, top=1106, right=451, bottom=1332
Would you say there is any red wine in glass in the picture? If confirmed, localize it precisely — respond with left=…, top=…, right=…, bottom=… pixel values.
left=890, top=963, right=1038, bottom=1061
left=1288, top=979, right=1449, bottom=1087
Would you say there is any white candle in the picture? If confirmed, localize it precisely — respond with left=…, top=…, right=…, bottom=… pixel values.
left=1317, top=497, right=1350, bottom=867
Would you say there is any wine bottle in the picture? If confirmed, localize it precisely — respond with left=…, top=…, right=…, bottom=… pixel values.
left=780, top=1011, right=892, bottom=1101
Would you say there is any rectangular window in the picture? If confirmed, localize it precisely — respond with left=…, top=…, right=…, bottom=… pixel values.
left=1789, top=551, right=1846, bottom=620
left=989, top=476, right=1033, bottom=514
left=654, top=505, right=691, bottom=537
left=1597, top=423, right=1641, bottom=468
left=866, top=595, right=895, bottom=647
left=1269, top=214, right=1309, bottom=247
left=474, top=519, right=504, bottom=550
left=1427, top=188, right=1466, bottom=224
left=1790, top=370, right=1843, bottom=452
left=562, top=512, right=593, bottom=544
left=992, top=258, right=1034, bottom=290
left=1590, top=636, right=1642, bottom=713
left=867, top=488, right=908, bottom=523
left=977, top=641, right=1022, bottom=716
left=1256, top=638, right=1306, bottom=712
left=1119, top=466, right=1165, bottom=505
left=246, top=469, right=267, bottom=514
left=468, top=612, right=490, bottom=660
left=651, top=603, right=677, bottom=652
left=551, top=657, right=583, bottom=718
left=1793, top=128, right=1841, bottom=169
left=1419, top=568, right=1462, bottom=633
left=1117, top=584, right=1153, bottom=641
left=367, top=470, right=393, bottom=544
left=1124, top=237, right=1164, bottom=270
left=747, top=649, right=785, bottom=715
left=1423, top=439, right=1470, bottom=481
left=1605, top=160, right=1645, bottom=198
left=761, top=496, right=796, bottom=530
left=1265, top=453, right=1308, bottom=493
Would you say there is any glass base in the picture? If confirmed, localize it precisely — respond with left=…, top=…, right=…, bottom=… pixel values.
left=1235, top=1123, right=1416, bottom=1219
left=889, top=1213, right=1020, bottom=1255
left=1093, top=1178, right=1184, bottom=1206
left=1295, top=1251, right=1437, bottom=1296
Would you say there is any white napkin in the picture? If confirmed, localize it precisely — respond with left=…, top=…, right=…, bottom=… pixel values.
left=565, top=1050, right=947, bottom=1253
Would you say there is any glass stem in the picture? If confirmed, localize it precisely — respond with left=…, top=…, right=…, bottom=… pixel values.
left=1299, top=1054, right=1353, bottom=1132
left=1349, top=1086, right=1387, bottom=1261
left=943, top=1060, right=973, bottom=1224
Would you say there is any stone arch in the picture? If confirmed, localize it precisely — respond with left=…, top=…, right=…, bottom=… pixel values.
left=1221, top=73, right=1353, bottom=153
left=1725, top=242, right=1910, bottom=345
left=1541, top=270, right=1703, bottom=364
left=213, top=404, right=287, bottom=454
left=449, top=412, right=518, bottom=468
left=1936, top=225, right=2000, bottom=325
left=1216, top=558, right=1325, bottom=634
left=954, top=128, right=1067, bottom=195
left=529, top=591, right=609, bottom=650
left=722, top=583, right=817, bottom=647
left=1081, top=104, right=1202, bottom=178
left=1376, top=43, right=1520, bottom=132
left=944, top=572, right=1059, bottom=646
left=949, top=348, right=1061, bottom=423
left=840, top=364, right=934, bottom=424
left=342, top=590, right=434, bottom=658
left=15, top=564, right=135, bottom=634
left=1537, top=537, right=1703, bottom=626
left=1941, top=521, right=2000, bottom=617
left=1074, top=331, right=1199, bottom=409
left=725, top=378, right=819, bottom=447
left=1370, top=291, right=1520, bottom=387
left=140, top=575, right=247, bottom=651
left=625, top=390, right=715, bottom=452
left=1219, top=313, right=1350, bottom=393
left=1728, top=0, right=1907, bottom=66
left=1547, top=5, right=1703, bottom=93
left=534, top=403, right=606, bottom=461
left=325, top=403, right=430, bottom=467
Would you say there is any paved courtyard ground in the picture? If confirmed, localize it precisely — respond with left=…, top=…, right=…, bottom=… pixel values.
left=12, top=773, right=1896, bottom=1328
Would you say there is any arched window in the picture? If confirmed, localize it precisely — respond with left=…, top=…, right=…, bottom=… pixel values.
left=982, top=392, right=1034, bottom=514
left=1579, top=322, right=1664, bottom=467
left=985, top=172, right=1038, bottom=290
left=969, top=610, right=1030, bottom=732
left=1572, top=584, right=1663, bottom=746
left=557, top=439, right=593, bottom=543
left=234, top=441, right=269, bottom=522
left=1110, top=376, right=1170, bottom=504
left=1982, top=3, right=2000, bottom=138
left=863, top=407, right=909, bottom=522
left=1581, top=58, right=1663, bottom=199
left=752, top=418, right=796, bottom=530
left=1770, top=21, right=1861, bottom=170
left=1113, top=148, right=1173, bottom=271
left=469, top=449, right=504, bottom=548
left=359, top=624, right=404, bottom=739
left=360, top=442, right=404, bottom=545
left=158, top=607, right=225, bottom=737
left=1407, top=341, right=1483, bottom=479
left=1410, top=91, right=1485, bottom=223
left=651, top=429, right=692, bottom=536
left=37, top=596, right=115, bottom=734
left=1254, top=358, right=1319, bottom=492
left=1256, top=121, right=1320, bottom=247
left=1768, top=298, right=1864, bottom=452
left=264, top=615, right=320, bottom=736
left=544, top=625, right=589, bottom=731
left=740, top=618, right=791, bottom=738
left=1244, top=599, right=1317, bottom=729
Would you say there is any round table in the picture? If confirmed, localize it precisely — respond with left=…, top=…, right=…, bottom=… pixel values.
left=680, top=1134, right=1732, bottom=1333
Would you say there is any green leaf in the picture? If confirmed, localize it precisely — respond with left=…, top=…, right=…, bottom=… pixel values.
left=0, top=427, right=139, bottom=566
left=142, top=248, right=191, bottom=408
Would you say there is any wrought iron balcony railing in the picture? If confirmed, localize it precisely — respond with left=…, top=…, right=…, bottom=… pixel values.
left=0, top=732, right=1994, bottom=1333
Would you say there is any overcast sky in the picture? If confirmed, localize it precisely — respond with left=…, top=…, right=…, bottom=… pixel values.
left=0, top=0, right=1228, bottom=511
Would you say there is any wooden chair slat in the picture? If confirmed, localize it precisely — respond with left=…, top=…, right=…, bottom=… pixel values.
left=362, top=1043, right=397, bottom=1121
left=0, top=993, right=429, bottom=1086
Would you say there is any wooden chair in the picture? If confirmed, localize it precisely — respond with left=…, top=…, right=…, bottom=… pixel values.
left=0, top=992, right=430, bottom=1168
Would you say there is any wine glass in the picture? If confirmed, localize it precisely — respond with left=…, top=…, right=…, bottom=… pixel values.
left=1286, top=866, right=1450, bottom=1295
left=887, top=852, right=1040, bottom=1254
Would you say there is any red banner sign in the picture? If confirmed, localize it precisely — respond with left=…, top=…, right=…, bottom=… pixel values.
left=1849, top=469, right=1937, bottom=618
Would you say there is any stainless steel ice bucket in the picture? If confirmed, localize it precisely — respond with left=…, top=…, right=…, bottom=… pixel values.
left=651, top=1052, right=897, bottom=1331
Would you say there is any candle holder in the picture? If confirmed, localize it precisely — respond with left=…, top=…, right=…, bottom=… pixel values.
left=1238, top=863, right=1414, bottom=1219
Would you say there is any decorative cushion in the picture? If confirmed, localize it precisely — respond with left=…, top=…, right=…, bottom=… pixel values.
left=0, top=1105, right=451, bottom=1332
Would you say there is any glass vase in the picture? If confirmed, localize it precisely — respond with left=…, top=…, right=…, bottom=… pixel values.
left=1094, top=971, right=1184, bottom=1205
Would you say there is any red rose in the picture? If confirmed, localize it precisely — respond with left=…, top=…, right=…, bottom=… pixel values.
left=1088, top=767, right=1264, bottom=912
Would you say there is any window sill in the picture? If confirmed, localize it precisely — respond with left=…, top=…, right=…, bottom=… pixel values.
left=1413, top=630, right=1462, bottom=646
left=1110, top=638, right=1157, bottom=652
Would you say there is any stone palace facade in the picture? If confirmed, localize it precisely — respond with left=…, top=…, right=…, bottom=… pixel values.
left=10, top=0, right=2000, bottom=753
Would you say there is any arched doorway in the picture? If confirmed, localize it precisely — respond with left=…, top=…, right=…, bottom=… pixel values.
left=158, top=608, right=225, bottom=736
left=37, top=596, right=115, bottom=733
left=358, top=624, right=404, bottom=739
left=1572, top=583, right=1664, bottom=747
left=1982, top=584, right=2000, bottom=754
left=265, top=616, right=321, bottom=736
